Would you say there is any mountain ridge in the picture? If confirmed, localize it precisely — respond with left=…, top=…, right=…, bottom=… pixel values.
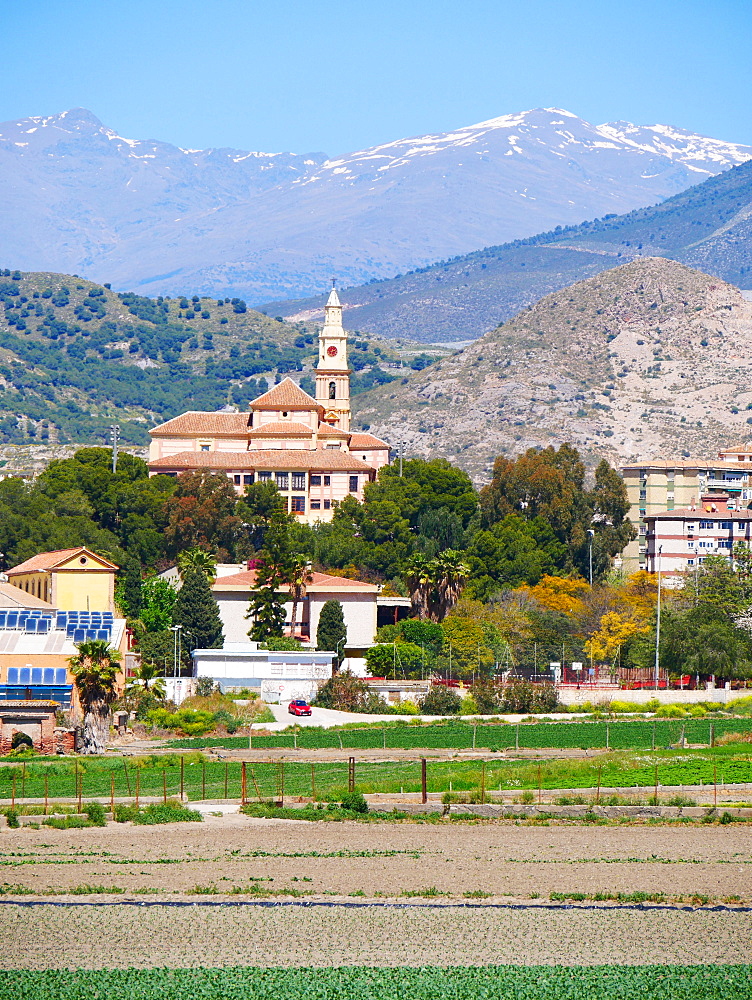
left=2, top=107, right=749, bottom=303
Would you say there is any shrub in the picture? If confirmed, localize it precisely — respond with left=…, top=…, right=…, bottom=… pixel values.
left=419, top=685, right=462, bottom=716
left=195, top=677, right=218, bottom=697
left=114, top=804, right=139, bottom=823
left=131, top=801, right=203, bottom=825
left=340, top=791, right=369, bottom=814
left=5, top=809, right=19, bottom=828
left=314, top=670, right=371, bottom=712
left=84, top=802, right=107, bottom=826
left=11, top=732, right=33, bottom=750
left=501, top=680, right=559, bottom=714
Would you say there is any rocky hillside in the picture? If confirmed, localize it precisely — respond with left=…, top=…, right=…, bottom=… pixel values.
left=1, top=108, right=749, bottom=303
left=352, top=259, right=752, bottom=480
left=278, top=157, right=752, bottom=343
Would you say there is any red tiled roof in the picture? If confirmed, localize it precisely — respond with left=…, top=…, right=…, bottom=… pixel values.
left=349, top=433, right=390, bottom=449
left=248, top=421, right=314, bottom=436
left=318, top=424, right=349, bottom=437
left=150, top=411, right=250, bottom=436
left=213, top=569, right=377, bottom=593
left=251, top=378, right=321, bottom=411
left=149, top=450, right=374, bottom=472
left=645, top=507, right=751, bottom=521
left=8, top=546, right=118, bottom=575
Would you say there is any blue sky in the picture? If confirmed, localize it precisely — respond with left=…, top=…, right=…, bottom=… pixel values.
left=3, top=0, right=751, bottom=154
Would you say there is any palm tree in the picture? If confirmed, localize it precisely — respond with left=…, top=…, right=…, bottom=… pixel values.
left=67, top=639, right=122, bottom=755
left=177, top=547, right=217, bottom=583
left=287, top=556, right=314, bottom=639
left=126, top=661, right=166, bottom=700
left=434, top=549, right=470, bottom=621
left=403, top=554, right=434, bottom=619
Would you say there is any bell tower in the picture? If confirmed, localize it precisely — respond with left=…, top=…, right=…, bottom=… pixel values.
left=315, top=285, right=351, bottom=431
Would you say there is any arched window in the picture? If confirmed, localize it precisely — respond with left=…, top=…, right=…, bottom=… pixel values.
left=329, top=381, right=336, bottom=400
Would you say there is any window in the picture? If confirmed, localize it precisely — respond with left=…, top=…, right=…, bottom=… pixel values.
left=276, top=472, right=289, bottom=489
left=329, top=381, right=336, bottom=400
left=292, top=473, right=306, bottom=490
left=688, top=559, right=695, bottom=566
left=720, top=521, right=732, bottom=530
left=258, top=471, right=271, bottom=481
left=233, top=475, right=241, bottom=485
left=291, top=497, right=305, bottom=513
left=324, top=476, right=330, bottom=486
left=719, top=539, right=732, bottom=548
left=243, top=474, right=253, bottom=486
left=349, top=476, right=359, bottom=493
left=323, top=499, right=331, bottom=510
left=310, top=475, right=322, bottom=486
left=699, top=520, right=714, bottom=529
left=310, top=500, right=321, bottom=510
left=200, top=444, right=210, bottom=452
left=281, top=411, right=289, bottom=418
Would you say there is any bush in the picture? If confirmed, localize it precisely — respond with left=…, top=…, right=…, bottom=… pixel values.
left=132, top=801, right=203, bottom=825
left=11, top=732, right=33, bottom=750
left=314, top=670, right=371, bottom=712
left=5, top=809, right=19, bottom=828
left=195, top=677, right=218, bottom=697
left=419, top=685, right=462, bottom=716
left=501, top=680, right=559, bottom=714
left=340, top=791, right=369, bottom=814
left=113, top=804, right=139, bottom=823
left=84, top=802, right=107, bottom=826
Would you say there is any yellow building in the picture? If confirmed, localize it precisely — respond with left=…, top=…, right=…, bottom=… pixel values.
left=6, top=547, right=118, bottom=613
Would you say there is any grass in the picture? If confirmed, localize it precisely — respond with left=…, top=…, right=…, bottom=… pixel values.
left=1, top=745, right=751, bottom=806
left=0, top=966, right=749, bottom=999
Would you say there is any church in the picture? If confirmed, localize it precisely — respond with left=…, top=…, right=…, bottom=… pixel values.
left=147, top=288, right=391, bottom=522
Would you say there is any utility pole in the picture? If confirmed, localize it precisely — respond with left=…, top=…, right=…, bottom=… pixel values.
left=110, top=424, right=120, bottom=474
left=654, top=545, right=663, bottom=690
left=588, top=529, right=595, bottom=587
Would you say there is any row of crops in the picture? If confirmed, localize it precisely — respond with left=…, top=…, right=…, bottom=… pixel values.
left=0, top=966, right=748, bottom=999
left=1, top=749, right=751, bottom=802
left=166, top=717, right=752, bottom=752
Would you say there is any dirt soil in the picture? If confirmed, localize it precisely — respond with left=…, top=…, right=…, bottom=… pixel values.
left=1, top=815, right=751, bottom=902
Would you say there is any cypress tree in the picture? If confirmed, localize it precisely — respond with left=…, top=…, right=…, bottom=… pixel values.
left=121, top=559, right=143, bottom=619
left=316, top=600, right=347, bottom=666
left=173, top=568, right=224, bottom=650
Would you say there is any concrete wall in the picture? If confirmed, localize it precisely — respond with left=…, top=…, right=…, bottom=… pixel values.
left=559, top=685, right=747, bottom=706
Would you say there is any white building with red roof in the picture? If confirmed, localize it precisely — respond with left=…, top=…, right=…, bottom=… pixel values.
left=644, top=492, right=752, bottom=578
left=148, top=288, right=390, bottom=521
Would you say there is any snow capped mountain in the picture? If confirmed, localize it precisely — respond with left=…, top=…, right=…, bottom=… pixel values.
left=0, top=107, right=749, bottom=302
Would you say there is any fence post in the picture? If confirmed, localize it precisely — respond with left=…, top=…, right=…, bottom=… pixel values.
left=710, top=723, right=715, bottom=748
left=44, top=774, right=49, bottom=816
left=77, top=765, right=82, bottom=813
left=714, top=762, right=717, bottom=807
left=110, top=772, right=115, bottom=818
left=251, top=767, right=261, bottom=801
left=596, top=763, right=602, bottom=805
left=311, top=763, right=316, bottom=803
left=278, top=761, right=285, bottom=807
left=241, top=761, right=247, bottom=806
left=421, top=758, right=427, bottom=804
left=348, top=757, right=355, bottom=794
left=180, top=757, right=185, bottom=800
left=123, top=760, right=131, bottom=796
left=135, top=769, right=140, bottom=808
left=21, top=762, right=26, bottom=801
left=11, top=774, right=15, bottom=809
left=537, top=763, right=542, bottom=805
left=653, top=764, right=658, bottom=805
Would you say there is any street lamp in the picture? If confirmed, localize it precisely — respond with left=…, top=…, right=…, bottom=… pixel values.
left=587, top=529, right=595, bottom=587
left=170, top=625, right=182, bottom=697
left=654, top=545, right=663, bottom=690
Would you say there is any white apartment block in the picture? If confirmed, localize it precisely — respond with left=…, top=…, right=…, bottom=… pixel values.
left=644, top=493, right=752, bottom=578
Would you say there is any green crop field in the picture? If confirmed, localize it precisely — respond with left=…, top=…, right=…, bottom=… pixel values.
left=0, top=746, right=750, bottom=804
left=1, top=966, right=749, bottom=999
left=166, top=717, right=752, bottom=753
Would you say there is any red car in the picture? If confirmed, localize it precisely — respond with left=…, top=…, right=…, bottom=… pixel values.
left=288, top=699, right=312, bottom=717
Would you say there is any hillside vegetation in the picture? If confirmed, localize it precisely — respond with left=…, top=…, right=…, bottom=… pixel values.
left=353, top=258, right=752, bottom=479
left=0, top=270, right=427, bottom=461
left=278, top=158, right=752, bottom=343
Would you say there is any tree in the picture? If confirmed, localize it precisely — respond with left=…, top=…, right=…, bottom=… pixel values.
left=68, top=639, right=122, bottom=754
left=125, top=661, right=166, bottom=699
left=120, top=558, right=143, bottom=618
left=288, top=557, right=313, bottom=639
left=163, top=470, right=243, bottom=560
left=236, top=481, right=288, bottom=551
left=403, top=550, right=469, bottom=622
left=139, top=576, right=178, bottom=632
left=246, top=511, right=295, bottom=642
left=419, top=684, right=462, bottom=716
left=365, top=641, right=426, bottom=679
left=316, top=600, right=347, bottom=666
left=314, top=670, right=370, bottom=711
left=584, top=611, right=648, bottom=663
left=173, top=568, right=224, bottom=650
left=177, top=547, right=217, bottom=582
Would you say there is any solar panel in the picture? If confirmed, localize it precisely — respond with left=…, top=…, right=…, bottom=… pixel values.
left=73, top=628, right=85, bottom=643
